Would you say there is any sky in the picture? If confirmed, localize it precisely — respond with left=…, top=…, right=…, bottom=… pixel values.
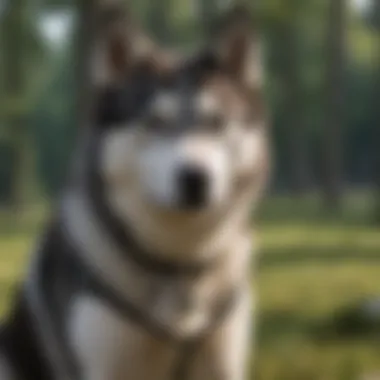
left=39, top=11, right=73, bottom=48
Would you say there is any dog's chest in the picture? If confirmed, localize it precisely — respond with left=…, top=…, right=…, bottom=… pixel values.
left=69, top=294, right=188, bottom=380
left=147, top=277, right=214, bottom=336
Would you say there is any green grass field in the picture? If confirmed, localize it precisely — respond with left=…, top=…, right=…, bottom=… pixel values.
left=1, top=196, right=380, bottom=380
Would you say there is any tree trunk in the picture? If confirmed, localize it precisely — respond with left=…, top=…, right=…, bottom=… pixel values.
left=198, top=0, right=220, bottom=36
left=1, top=0, right=28, bottom=209
left=281, top=13, right=310, bottom=195
left=374, top=0, right=380, bottom=223
left=322, top=0, right=347, bottom=210
left=74, top=0, right=98, bottom=131
left=146, top=0, right=170, bottom=43
left=195, top=0, right=226, bottom=37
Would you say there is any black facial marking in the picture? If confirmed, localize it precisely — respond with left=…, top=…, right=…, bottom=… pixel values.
left=202, top=113, right=225, bottom=132
left=95, top=86, right=131, bottom=127
left=184, top=50, right=221, bottom=84
left=95, top=65, right=159, bottom=130
left=94, top=51, right=223, bottom=132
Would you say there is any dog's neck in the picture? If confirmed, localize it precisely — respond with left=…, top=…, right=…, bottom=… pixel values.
left=61, top=186, right=253, bottom=337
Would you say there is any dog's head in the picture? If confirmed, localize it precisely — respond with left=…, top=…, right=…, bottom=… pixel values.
left=90, top=5, right=269, bottom=220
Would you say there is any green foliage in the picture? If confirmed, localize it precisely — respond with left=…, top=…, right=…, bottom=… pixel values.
left=0, top=0, right=378, bottom=204
left=0, top=143, right=15, bottom=202
left=31, top=53, right=77, bottom=198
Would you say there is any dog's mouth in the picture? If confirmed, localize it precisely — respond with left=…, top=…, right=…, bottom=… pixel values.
left=144, top=190, right=219, bottom=222
left=145, top=186, right=233, bottom=221
left=148, top=196, right=211, bottom=217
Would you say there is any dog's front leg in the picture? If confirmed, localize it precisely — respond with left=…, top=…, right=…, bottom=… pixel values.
left=189, top=288, right=253, bottom=380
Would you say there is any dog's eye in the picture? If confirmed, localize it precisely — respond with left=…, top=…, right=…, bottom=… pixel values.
left=245, top=112, right=261, bottom=129
left=145, top=115, right=168, bottom=131
left=203, top=114, right=224, bottom=132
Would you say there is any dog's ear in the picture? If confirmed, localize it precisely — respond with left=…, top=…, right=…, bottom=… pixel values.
left=94, top=3, right=172, bottom=85
left=213, top=4, right=263, bottom=88
left=99, top=5, right=135, bottom=77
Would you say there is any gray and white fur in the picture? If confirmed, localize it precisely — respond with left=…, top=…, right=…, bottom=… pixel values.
left=0, top=5, right=269, bottom=380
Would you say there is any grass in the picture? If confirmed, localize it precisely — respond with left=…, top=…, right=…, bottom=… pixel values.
left=1, top=195, right=380, bottom=379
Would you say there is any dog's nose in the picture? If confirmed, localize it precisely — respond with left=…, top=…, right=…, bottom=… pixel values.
left=177, top=166, right=208, bottom=209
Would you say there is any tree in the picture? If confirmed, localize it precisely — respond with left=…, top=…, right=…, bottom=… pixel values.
left=261, top=0, right=315, bottom=194
left=321, top=0, right=347, bottom=209
left=373, top=0, right=380, bottom=222
left=1, top=0, right=38, bottom=208
left=74, top=0, right=98, bottom=131
left=31, top=0, right=100, bottom=197
left=198, top=0, right=220, bottom=35
left=146, top=0, right=170, bottom=43
left=279, top=1, right=310, bottom=195
left=49, top=0, right=105, bottom=194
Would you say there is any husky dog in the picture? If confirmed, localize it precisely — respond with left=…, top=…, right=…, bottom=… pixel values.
left=0, top=5, right=269, bottom=380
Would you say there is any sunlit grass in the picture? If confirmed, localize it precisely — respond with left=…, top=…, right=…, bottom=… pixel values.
left=261, top=225, right=380, bottom=251
left=255, top=341, right=380, bottom=380
left=259, top=264, right=380, bottom=317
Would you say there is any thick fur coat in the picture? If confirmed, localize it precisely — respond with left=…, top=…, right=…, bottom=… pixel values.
left=0, top=5, right=269, bottom=380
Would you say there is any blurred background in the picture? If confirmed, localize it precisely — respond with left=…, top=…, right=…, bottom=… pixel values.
left=0, top=0, right=379, bottom=379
